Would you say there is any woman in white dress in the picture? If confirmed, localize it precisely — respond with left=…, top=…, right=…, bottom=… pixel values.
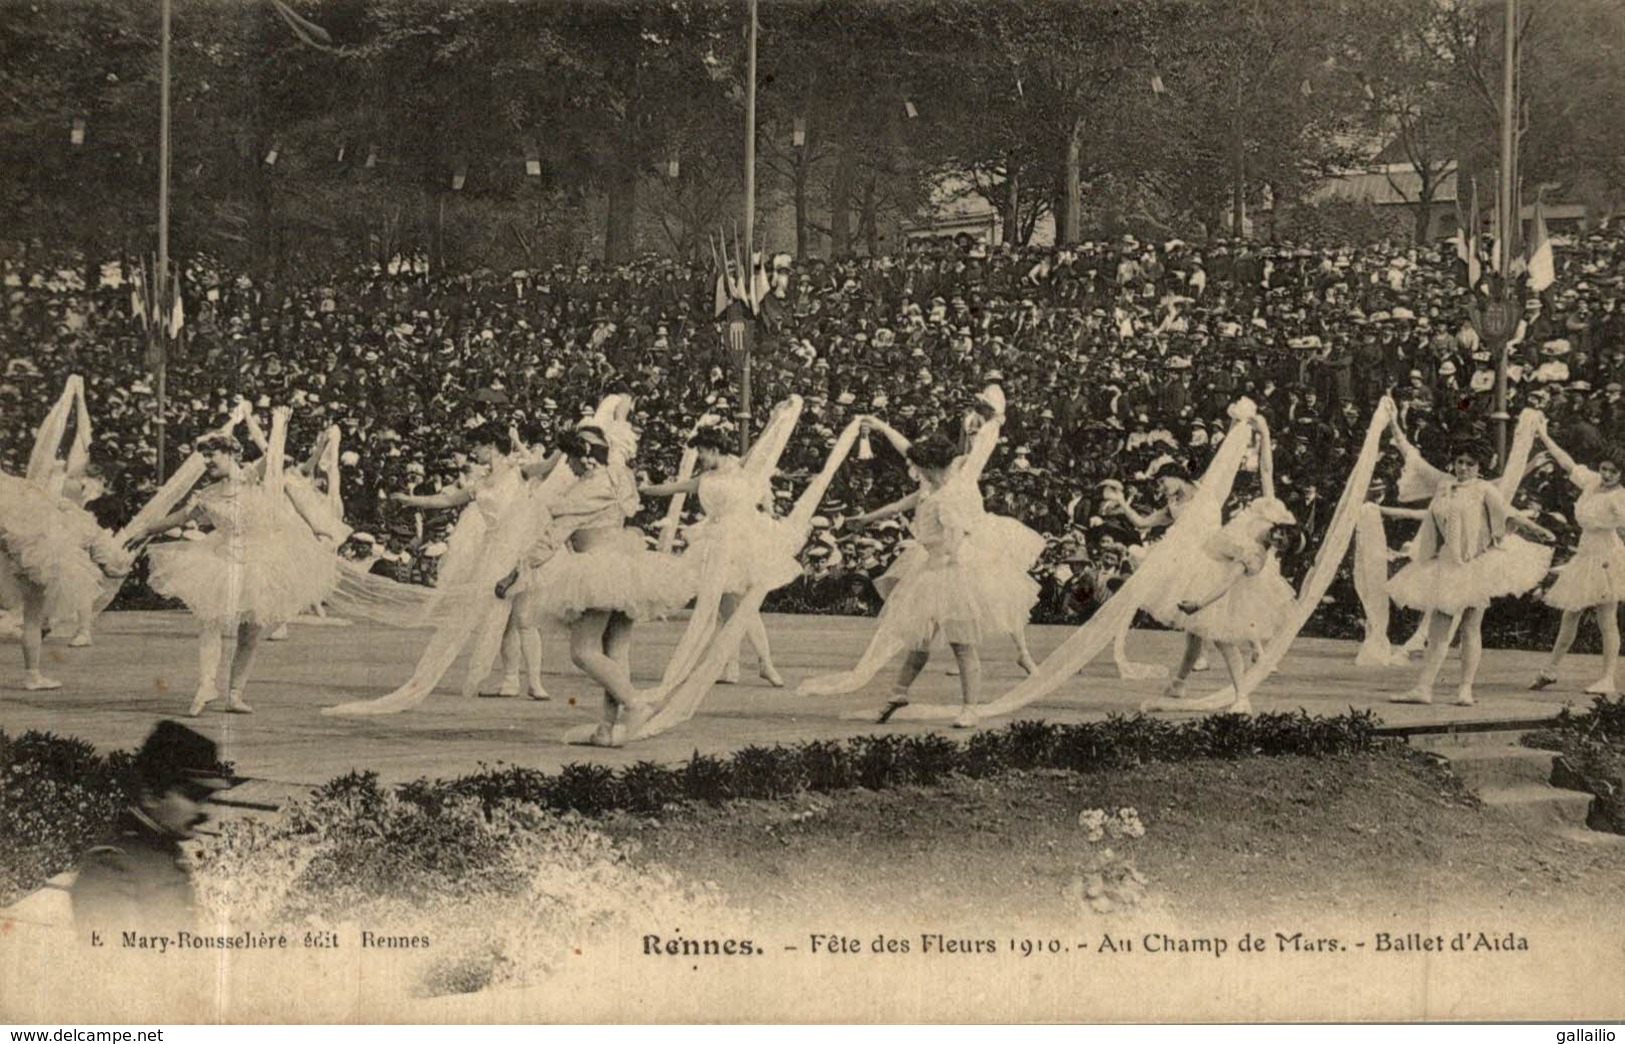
left=1530, top=419, right=1625, bottom=695
left=640, top=426, right=798, bottom=687
left=858, top=388, right=1043, bottom=674
left=497, top=411, right=692, bottom=746
left=390, top=423, right=548, bottom=700
left=1385, top=415, right=1555, bottom=706
left=1162, top=414, right=1296, bottom=712
left=129, top=408, right=340, bottom=716
left=0, top=469, right=130, bottom=690
left=828, top=432, right=1034, bottom=728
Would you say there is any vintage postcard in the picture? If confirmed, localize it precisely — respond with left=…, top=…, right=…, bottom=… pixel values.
left=3, top=0, right=1624, bottom=1025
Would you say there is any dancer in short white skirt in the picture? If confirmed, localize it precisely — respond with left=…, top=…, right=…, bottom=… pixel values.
left=0, top=471, right=130, bottom=690
left=133, top=408, right=339, bottom=715
left=641, top=426, right=801, bottom=687
left=1160, top=414, right=1295, bottom=713
left=498, top=402, right=692, bottom=745
left=1530, top=417, right=1625, bottom=695
left=1384, top=413, right=1555, bottom=706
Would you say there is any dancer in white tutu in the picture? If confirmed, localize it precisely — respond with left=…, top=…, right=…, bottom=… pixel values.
left=1530, top=419, right=1625, bottom=695
left=0, top=469, right=131, bottom=690
left=496, top=402, right=691, bottom=745
left=128, top=407, right=339, bottom=716
left=858, top=385, right=1042, bottom=674
left=1385, top=414, right=1555, bottom=706
left=640, top=426, right=798, bottom=687
left=1101, top=461, right=1225, bottom=675
left=1159, top=413, right=1296, bottom=712
left=390, top=422, right=549, bottom=699
left=828, top=432, right=1028, bottom=728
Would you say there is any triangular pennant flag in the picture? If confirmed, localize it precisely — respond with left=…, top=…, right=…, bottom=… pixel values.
left=364, top=145, right=378, bottom=169
left=904, top=99, right=918, bottom=119
left=526, top=157, right=542, bottom=177
left=451, top=163, right=467, bottom=191
left=1455, top=179, right=1481, bottom=290
left=70, top=118, right=86, bottom=146
left=1150, top=74, right=1166, bottom=96
left=792, top=116, right=806, bottom=148
left=1527, top=197, right=1553, bottom=291
left=1299, top=78, right=1313, bottom=97
left=337, top=143, right=347, bottom=162
left=667, top=155, right=680, bottom=178
left=170, top=284, right=184, bottom=336
left=264, top=142, right=281, bottom=166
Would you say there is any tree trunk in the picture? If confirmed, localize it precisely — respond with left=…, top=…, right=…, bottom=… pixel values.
left=1061, top=117, right=1084, bottom=245
left=860, top=178, right=880, bottom=256
left=830, top=146, right=855, bottom=258
left=1002, top=162, right=1022, bottom=247
left=1412, top=172, right=1436, bottom=245
left=793, top=155, right=810, bottom=259
left=604, top=164, right=639, bottom=263
left=1230, top=118, right=1247, bottom=240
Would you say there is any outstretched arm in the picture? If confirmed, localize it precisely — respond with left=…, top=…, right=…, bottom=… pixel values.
left=520, top=452, right=564, bottom=482
left=391, top=487, right=476, bottom=510
left=1178, top=562, right=1246, bottom=615
left=1537, top=420, right=1580, bottom=477
left=862, top=416, right=912, bottom=457
left=1253, top=416, right=1275, bottom=502
left=641, top=475, right=702, bottom=498
left=845, top=491, right=921, bottom=528
left=128, top=503, right=203, bottom=543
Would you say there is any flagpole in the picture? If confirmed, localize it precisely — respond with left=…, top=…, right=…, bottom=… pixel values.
left=1493, top=0, right=1517, bottom=468
left=738, top=0, right=758, bottom=457
left=155, top=0, right=173, bottom=484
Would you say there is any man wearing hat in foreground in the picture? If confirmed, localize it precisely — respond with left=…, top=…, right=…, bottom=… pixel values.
left=72, top=721, right=234, bottom=931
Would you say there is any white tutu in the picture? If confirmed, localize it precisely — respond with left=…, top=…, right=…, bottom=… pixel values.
left=527, top=528, right=694, bottom=622
left=147, top=486, right=338, bottom=627
left=1142, top=544, right=1222, bottom=628
left=1388, top=534, right=1553, bottom=615
left=683, top=512, right=802, bottom=595
left=871, top=551, right=1032, bottom=650
left=0, top=474, right=124, bottom=620
left=1183, top=554, right=1295, bottom=644
left=1544, top=533, right=1625, bottom=610
left=875, top=512, right=1041, bottom=630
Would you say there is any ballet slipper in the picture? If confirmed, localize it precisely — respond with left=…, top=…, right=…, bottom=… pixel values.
left=1451, top=690, right=1477, bottom=707
left=1584, top=677, right=1618, bottom=696
left=1228, top=696, right=1254, bottom=715
left=1389, top=689, right=1434, bottom=705
left=945, top=665, right=961, bottom=677
left=619, top=702, right=655, bottom=739
left=226, top=695, right=254, bottom=714
left=498, top=676, right=522, bottom=698
left=266, top=624, right=290, bottom=642
left=951, top=708, right=979, bottom=729
left=1160, top=679, right=1188, bottom=700
left=585, top=724, right=619, bottom=748
left=876, top=697, right=910, bottom=724
left=1191, top=656, right=1211, bottom=672
left=23, top=673, right=63, bottom=692
left=1529, top=671, right=1559, bottom=691
left=720, top=661, right=742, bottom=685
left=527, top=679, right=551, bottom=701
left=1017, top=655, right=1038, bottom=677
left=189, top=686, right=219, bottom=717
left=68, top=632, right=92, bottom=648
left=1178, top=690, right=1243, bottom=712
left=759, top=664, right=786, bottom=688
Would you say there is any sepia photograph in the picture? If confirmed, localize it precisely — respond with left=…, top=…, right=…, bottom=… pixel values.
left=2, top=0, right=1624, bottom=1025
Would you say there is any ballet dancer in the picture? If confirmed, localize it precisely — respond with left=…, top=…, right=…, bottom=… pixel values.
left=1385, top=415, right=1555, bottom=706
left=0, top=467, right=130, bottom=690
left=1530, top=417, right=1625, bottom=695
left=129, top=407, right=339, bottom=716
left=1161, top=414, right=1296, bottom=712
left=857, top=385, right=1042, bottom=675
left=640, top=425, right=797, bottom=687
left=496, top=401, right=690, bottom=745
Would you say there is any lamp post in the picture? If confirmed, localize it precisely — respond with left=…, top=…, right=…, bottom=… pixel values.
left=1491, top=0, right=1518, bottom=467
left=737, top=0, right=759, bottom=456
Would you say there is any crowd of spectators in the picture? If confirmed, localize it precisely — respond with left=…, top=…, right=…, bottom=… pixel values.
left=4, top=224, right=1624, bottom=643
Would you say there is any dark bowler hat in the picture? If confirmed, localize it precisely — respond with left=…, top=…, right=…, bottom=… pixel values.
left=134, top=721, right=235, bottom=795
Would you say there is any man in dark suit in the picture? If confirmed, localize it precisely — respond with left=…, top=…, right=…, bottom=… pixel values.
left=72, top=721, right=234, bottom=932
